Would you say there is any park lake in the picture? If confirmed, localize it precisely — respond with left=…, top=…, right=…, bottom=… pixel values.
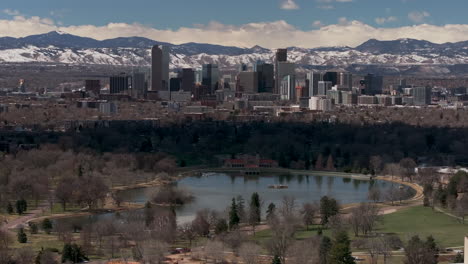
left=52, top=172, right=415, bottom=226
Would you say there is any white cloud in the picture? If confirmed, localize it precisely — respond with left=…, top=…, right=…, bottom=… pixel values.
left=318, top=5, right=335, bottom=9
left=280, top=0, right=299, bottom=10
left=375, top=16, right=398, bottom=25
left=312, top=20, right=324, bottom=28
left=408, top=11, right=430, bottom=23
left=3, top=9, right=21, bottom=16
left=2, top=15, right=468, bottom=49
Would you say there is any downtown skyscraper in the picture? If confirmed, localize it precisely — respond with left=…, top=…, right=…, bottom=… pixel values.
left=151, top=45, right=170, bottom=91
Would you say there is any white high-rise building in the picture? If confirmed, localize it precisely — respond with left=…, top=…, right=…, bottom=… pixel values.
left=307, top=72, right=323, bottom=97
left=280, top=75, right=296, bottom=101
left=318, top=81, right=333, bottom=96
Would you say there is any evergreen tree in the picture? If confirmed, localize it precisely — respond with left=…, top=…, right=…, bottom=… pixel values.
left=6, top=202, right=13, bottom=214
left=41, top=218, right=53, bottom=234
left=271, top=255, right=282, bottom=264
left=16, top=199, right=27, bottom=215
left=249, top=192, right=261, bottom=223
left=328, top=231, right=355, bottom=264
left=61, top=243, right=89, bottom=263
left=236, top=195, right=246, bottom=222
left=17, top=227, right=27, bottom=243
left=229, top=198, right=240, bottom=229
left=320, top=196, right=339, bottom=225
left=29, top=222, right=38, bottom=234
left=214, top=218, right=228, bottom=235
left=266, top=202, right=276, bottom=221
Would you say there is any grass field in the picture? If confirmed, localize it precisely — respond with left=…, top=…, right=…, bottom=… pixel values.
left=253, top=206, right=467, bottom=249
left=378, top=205, right=466, bottom=248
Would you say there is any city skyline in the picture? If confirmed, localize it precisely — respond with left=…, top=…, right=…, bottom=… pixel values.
left=1, top=0, right=468, bottom=48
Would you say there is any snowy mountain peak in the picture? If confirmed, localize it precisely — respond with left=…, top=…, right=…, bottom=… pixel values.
left=0, top=33, right=468, bottom=72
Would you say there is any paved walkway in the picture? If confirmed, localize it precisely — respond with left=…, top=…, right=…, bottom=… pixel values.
left=2, top=202, right=48, bottom=230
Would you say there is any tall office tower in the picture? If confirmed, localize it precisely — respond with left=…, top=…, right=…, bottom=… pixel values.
left=276, top=49, right=288, bottom=62
left=202, top=64, right=219, bottom=94
left=132, top=72, right=146, bottom=98
left=151, top=45, right=170, bottom=91
left=280, top=75, right=296, bottom=101
left=275, top=62, right=295, bottom=95
left=85, top=80, right=101, bottom=95
left=274, top=48, right=288, bottom=94
left=338, top=72, right=353, bottom=90
left=413, top=86, right=432, bottom=106
left=318, top=81, right=333, bottom=96
left=181, top=68, right=195, bottom=92
left=306, top=72, right=323, bottom=97
left=170, top=77, right=182, bottom=92
left=256, top=63, right=274, bottom=93
left=237, top=72, right=258, bottom=94
left=110, top=75, right=132, bottom=94
left=363, top=74, right=384, bottom=95
left=323, top=72, right=338, bottom=86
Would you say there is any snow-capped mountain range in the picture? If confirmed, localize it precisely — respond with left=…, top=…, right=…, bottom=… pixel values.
left=1, top=31, right=468, bottom=70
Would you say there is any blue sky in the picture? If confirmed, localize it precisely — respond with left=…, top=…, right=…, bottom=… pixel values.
left=1, top=0, right=466, bottom=29
left=0, top=0, right=468, bottom=48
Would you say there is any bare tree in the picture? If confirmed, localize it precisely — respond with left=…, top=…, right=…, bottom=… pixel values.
left=301, top=202, right=318, bottom=230
left=369, top=155, right=383, bottom=175
left=288, top=237, right=320, bottom=264
left=13, top=247, right=35, bottom=264
left=192, top=210, right=211, bottom=237
left=368, top=186, right=381, bottom=203
left=239, top=242, right=262, bottom=264
left=399, top=158, right=417, bottom=182
left=204, top=240, right=225, bottom=264
left=223, top=230, right=246, bottom=255
left=179, top=223, right=197, bottom=248
left=266, top=220, right=296, bottom=264
left=385, top=185, right=399, bottom=205
left=455, top=194, right=468, bottom=224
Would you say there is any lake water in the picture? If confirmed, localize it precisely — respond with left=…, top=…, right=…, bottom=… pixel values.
left=53, top=172, right=414, bottom=226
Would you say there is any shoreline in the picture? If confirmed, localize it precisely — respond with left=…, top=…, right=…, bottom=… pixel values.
left=20, top=167, right=424, bottom=226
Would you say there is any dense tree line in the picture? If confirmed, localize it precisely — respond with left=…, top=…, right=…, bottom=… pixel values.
left=38, top=121, right=468, bottom=170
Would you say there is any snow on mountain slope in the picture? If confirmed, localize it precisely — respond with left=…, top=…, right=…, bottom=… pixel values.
left=2, top=46, right=468, bottom=69
left=1, top=32, right=468, bottom=69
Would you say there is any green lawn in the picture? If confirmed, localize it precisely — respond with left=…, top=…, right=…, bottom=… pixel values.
left=253, top=206, right=467, bottom=249
left=378, top=206, right=467, bottom=248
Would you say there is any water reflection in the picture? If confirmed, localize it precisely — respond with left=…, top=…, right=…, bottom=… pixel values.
left=54, top=173, right=414, bottom=226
